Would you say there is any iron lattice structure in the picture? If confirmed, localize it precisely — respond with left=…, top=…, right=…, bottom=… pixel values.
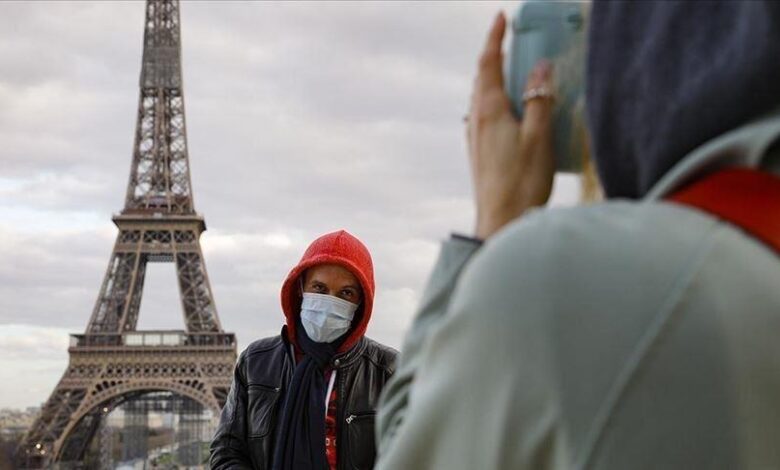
left=16, top=1, right=236, bottom=467
left=94, top=391, right=211, bottom=467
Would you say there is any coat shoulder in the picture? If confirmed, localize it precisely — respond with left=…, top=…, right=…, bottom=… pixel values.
left=362, top=337, right=398, bottom=374
left=244, top=335, right=285, bottom=358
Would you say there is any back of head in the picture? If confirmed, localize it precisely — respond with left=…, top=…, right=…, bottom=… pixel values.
left=587, top=0, right=780, bottom=199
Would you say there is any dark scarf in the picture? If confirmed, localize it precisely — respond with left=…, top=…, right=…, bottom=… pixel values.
left=272, top=322, right=340, bottom=470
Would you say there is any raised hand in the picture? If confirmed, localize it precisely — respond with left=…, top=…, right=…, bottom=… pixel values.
left=467, top=12, right=556, bottom=240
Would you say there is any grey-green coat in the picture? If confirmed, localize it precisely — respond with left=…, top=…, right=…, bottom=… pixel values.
left=375, top=113, right=780, bottom=470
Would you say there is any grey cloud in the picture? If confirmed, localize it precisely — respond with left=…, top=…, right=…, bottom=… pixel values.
left=0, top=1, right=579, bottom=408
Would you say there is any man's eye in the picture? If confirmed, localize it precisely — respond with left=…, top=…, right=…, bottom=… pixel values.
left=312, top=284, right=326, bottom=292
left=341, top=290, right=354, bottom=298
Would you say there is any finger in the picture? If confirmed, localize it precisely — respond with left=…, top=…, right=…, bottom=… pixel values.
left=521, top=60, right=554, bottom=137
left=477, top=12, right=506, bottom=93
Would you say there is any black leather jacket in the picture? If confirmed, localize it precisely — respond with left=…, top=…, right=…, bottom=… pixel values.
left=210, top=332, right=397, bottom=470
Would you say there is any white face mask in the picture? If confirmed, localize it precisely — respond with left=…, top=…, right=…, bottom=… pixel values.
left=300, top=292, right=358, bottom=343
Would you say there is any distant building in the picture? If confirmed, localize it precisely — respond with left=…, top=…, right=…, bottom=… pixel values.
left=0, top=407, right=40, bottom=437
left=1, top=407, right=40, bottom=469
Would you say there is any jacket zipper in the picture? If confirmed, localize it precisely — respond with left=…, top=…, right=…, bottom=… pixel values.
left=345, top=411, right=376, bottom=424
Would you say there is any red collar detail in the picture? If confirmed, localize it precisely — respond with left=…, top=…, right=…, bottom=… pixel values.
left=669, top=168, right=780, bottom=255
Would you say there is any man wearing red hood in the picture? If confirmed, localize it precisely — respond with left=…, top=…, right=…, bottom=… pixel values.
left=210, top=230, right=397, bottom=470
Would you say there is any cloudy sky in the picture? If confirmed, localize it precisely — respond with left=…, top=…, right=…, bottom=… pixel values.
left=0, top=0, right=579, bottom=409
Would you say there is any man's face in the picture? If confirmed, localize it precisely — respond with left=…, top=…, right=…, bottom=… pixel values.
left=302, top=263, right=363, bottom=305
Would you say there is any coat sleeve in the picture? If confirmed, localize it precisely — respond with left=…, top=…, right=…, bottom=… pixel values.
left=375, top=224, right=569, bottom=470
left=210, top=352, right=255, bottom=470
left=375, top=236, right=481, bottom=454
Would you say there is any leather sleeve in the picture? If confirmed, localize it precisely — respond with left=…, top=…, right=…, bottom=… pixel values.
left=210, top=351, right=254, bottom=470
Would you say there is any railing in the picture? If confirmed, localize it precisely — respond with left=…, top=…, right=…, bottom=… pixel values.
left=69, top=331, right=236, bottom=348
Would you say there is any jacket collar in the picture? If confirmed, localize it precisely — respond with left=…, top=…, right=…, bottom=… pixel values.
left=331, top=336, right=367, bottom=369
left=646, top=109, right=780, bottom=200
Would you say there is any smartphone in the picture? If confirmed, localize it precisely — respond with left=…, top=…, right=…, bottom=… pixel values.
left=505, top=1, right=588, bottom=173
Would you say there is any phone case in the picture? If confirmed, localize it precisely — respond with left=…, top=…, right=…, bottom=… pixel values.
left=506, top=1, right=588, bottom=173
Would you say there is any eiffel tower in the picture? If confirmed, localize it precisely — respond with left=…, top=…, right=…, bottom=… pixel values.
left=17, top=1, right=236, bottom=466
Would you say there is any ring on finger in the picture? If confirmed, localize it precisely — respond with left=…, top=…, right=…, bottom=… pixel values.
left=522, top=87, right=554, bottom=103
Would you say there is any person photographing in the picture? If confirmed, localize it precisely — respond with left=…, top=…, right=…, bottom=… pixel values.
left=376, top=2, right=780, bottom=469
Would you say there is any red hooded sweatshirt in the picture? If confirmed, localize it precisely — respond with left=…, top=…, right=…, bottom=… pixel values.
left=280, top=229, right=375, bottom=354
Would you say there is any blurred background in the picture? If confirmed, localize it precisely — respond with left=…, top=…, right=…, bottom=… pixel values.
left=0, top=2, right=580, bottom=465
